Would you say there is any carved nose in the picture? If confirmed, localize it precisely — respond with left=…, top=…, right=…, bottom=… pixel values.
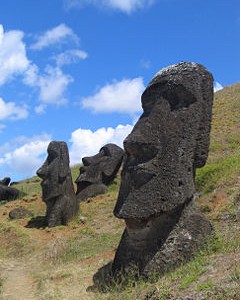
left=36, top=167, right=46, bottom=179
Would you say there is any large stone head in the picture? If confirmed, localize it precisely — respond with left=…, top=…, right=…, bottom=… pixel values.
left=75, top=143, right=124, bottom=194
left=37, top=141, right=70, bottom=202
left=114, top=62, right=214, bottom=220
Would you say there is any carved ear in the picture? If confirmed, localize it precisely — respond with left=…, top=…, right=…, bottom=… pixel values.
left=59, top=142, right=69, bottom=180
left=194, top=77, right=213, bottom=169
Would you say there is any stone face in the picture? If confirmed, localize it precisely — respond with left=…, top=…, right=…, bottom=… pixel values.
left=37, top=141, right=79, bottom=227
left=112, top=62, right=214, bottom=277
left=76, top=143, right=124, bottom=202
left=9, top=207, right=33, bottom=219
left=0, top=185, right=20, bottom=201
left=0, top=177, right=11, bottom=186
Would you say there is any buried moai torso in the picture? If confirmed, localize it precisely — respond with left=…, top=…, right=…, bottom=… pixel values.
left=75, top=143, right=124, bottom=202
left=112, top=62, right=214, bottom=277
left=37, top=141, right=79, bottom=227
left=0, top=177, right=20, bottom=201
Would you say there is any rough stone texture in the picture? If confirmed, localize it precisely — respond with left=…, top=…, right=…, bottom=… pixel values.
left=76, top=183, right=107, bottom=202
left=9, top=207, right=33, bottom=219
left=112, top=62, right=214, bottom=277
left=37, top=141, right=79, bottom=227
left=76, top=143, right=124, bottom=202
left=0, top=177, right=11, bottom=186
left=0, top=185, right=20, bottom=201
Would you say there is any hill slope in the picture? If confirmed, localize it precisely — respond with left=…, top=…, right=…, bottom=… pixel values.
left=0, top=83, right=240, bottom=300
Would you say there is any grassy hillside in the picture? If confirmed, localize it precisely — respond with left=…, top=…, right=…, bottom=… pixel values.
left=0, top=83, right=240, bottom=299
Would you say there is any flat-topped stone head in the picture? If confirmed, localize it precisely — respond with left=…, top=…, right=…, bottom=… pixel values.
left=76, top=143, right=124, bottom=201
left=114, top=62, right=214, bottom=220
left=111, top=62, right=214, bottom=277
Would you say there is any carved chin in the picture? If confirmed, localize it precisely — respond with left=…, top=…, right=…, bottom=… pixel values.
left=42, top=185, right=61, bottom=201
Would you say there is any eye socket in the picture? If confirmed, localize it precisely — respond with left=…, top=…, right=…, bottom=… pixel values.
left=142, top=82, right=197, bottom=112
left=47, top=149, right=59, bottom=164
left=124, top=140, right=158, bottom=164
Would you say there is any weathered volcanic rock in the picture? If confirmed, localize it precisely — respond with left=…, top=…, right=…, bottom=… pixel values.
left=112, top=62, right=214, bottom=278
left=37, top=141, right=79, bottom=227
left=0, top=177, right=11, bottom=186
left=76, top=143, right=124, bottom=202
left=76, top=183, right=107, bottom=202
left=0, top=185, right=20, bottom=201
left=9, top=207, right=33, bottom=219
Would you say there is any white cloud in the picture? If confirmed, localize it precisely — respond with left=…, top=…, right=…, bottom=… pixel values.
left=0, top=24, right=30, bottom=85
left=64, top=0, right=155, bottom=13
left=31, top=23, right=79, bottom=50
left=0, top=97, right=28, bottom=121
left=69, top=124, right=133, bottom=165
left=55, top=49, right=88, bottom=66
left=24, top=65, right=73, bottom=105
left=81, top=78, right=144, bottom=114
left=214, top=81, right=224, bottom=92
left=0, top=24, right=85, bottom=110
left=0, top=134, right=51, bottom=179
left=38, top=66, right=73, bottom=105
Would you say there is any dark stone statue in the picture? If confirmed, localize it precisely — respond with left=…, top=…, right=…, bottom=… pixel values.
left=0, top=177, right=11, bottom=186
left=112, top=62, right=214, bottom=278
left=75, top=143, right=124, bottom=202
left=37, top=141, right=79, bottom=227
left=0, top=185, right=19, bottom=201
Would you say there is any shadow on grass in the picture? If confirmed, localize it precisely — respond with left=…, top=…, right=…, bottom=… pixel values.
left=26, top=216, right=47, bottom=229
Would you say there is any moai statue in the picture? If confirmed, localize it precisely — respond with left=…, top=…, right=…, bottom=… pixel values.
left=37, top=141, right=79, bottom=227
left=0, top=177, right=11, bottom=186
left=76, top=143, right=124, bottom=202
left=0, top=185, right=20, bottom=201
left=112, top=62, right=214, bottom=278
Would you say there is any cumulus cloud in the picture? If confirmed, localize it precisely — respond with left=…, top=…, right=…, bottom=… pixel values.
left=69, top=124, right=133, bottom=165
left=0, top=24, right=86, bottom=111
left=24, top=65, right=73, bottom=105
left=0, top=24, right=30, bottom=85
left=214, top=81, right=224, bottom=92
left=55, top=49, right=88, bottom=66
left=64, top=0, right=155, bottom=13
left=31, top=23, right=79, bottom=50
left=0, top=97, right=28, bottom=121
left=38, top=66, right=73, bottom=105
left=81, top=78, right=144, bottom=114
left=0, top=134, right=51, bottom=179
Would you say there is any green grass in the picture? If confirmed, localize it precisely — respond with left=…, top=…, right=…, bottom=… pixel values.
left=204, top=286, right=240, bottom=300
left=70, top=164, right=81, bottom=183
left=0, top=221, right=34, bottom=257
left=11, top=176, right=42, bottom=197
left=195, top=151, right=240, bottom=194
left=50, top=230, right=122, bottom=263
left=196, top=281, right=215, bottom=291
left=229, top=265, right=240, bottom=283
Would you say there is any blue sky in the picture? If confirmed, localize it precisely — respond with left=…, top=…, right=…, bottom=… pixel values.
left=0, top=0, right=239, bottom=181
